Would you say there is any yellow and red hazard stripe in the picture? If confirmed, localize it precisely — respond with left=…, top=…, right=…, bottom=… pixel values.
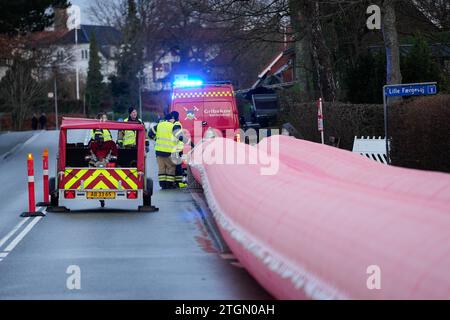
left=62, top=169, right=141, bottom=190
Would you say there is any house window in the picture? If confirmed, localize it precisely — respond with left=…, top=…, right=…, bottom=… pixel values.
left=163, top=63, right=170, bottom=73
left=57, top=51, right=64, bottom=62
left=154, top=63, right=163, bottom=72
left=81, top=49, right=89, bottom=60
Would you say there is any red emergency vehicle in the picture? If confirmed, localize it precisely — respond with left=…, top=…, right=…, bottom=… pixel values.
left=169, top=81, right=240, bottom=144
left=48, top=118, right=157, bottom=212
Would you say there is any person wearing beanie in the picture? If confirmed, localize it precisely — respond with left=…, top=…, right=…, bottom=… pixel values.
left=117, top=106, right=150, bottom=152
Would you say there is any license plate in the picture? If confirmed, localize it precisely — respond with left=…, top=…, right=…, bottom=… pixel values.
left=87, top=191, right=116, bottom=199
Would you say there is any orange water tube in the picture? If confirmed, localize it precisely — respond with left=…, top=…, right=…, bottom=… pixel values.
left=189, top=137, right=450, bottom=299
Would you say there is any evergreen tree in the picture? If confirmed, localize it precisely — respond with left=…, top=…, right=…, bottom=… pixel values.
left=86, top=33, right=104, bottom=113
left=111, top=0, right=143, bottom=114
left=0, top=0, right=69, bottom=35
left=345, top=52, right=386, bottom=104
left=402, top=35, right=444, bottom=85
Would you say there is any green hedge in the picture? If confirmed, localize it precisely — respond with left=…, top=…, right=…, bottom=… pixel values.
left=390, top=95, right=450, bottom=172
left=278, top=91, right=450, bottom=173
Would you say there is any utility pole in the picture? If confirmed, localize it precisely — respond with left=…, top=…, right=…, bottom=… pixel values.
left=67, top=4, right=81, bottom=100
left=54, top=76, right=59, bottom=130
left=138, top=73, right=143, bottom=119
left=75, top=26, right=80, bottom=100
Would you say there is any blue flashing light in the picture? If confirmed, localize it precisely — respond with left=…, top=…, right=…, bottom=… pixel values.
left=173, top=79, right=204, bottom=88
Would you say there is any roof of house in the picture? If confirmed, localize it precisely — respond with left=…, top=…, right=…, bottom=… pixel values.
left=57, top=25, right=122, bottom=46
left=252, top=47, right=295, bottom=89
left=54, top=25, right=122, bottom=59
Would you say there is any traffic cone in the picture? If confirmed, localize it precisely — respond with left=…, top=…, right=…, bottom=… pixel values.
left=37, top=148, right=51, bottom=207
left=21, top=153, right=45, bottom=217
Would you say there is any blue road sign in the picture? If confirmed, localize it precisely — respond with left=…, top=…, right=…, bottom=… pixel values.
left=384, top=84, right=437, bottom=97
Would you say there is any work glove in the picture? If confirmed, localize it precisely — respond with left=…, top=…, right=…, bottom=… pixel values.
left=145, top=146, right=150, bottom=153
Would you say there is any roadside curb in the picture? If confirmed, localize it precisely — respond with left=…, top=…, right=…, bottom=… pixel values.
left=190, top=190, right=230, bottom=254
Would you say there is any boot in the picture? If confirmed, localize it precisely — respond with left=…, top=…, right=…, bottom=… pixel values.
left=167, top=181, right=177, bottom=189
left=159, top=181, right=167, bottom=189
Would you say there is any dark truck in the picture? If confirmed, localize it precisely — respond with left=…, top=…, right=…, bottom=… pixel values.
left=250, top=93, right=279, bottom=128
left=238, top=87, right=279, bottom=129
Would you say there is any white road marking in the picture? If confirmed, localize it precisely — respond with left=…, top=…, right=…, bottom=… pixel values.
left=0, top=252, right=8, bottom=258
left=4, top=217, right=43, bottom=253
left=0, top=217, right=30, bottom=249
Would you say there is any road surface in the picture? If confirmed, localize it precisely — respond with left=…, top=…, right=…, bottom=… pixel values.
left=0, top=130, right=271, bottom=299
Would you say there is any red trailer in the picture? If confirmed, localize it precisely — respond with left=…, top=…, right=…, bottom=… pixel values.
left=48, top=117, right=157, bottom=212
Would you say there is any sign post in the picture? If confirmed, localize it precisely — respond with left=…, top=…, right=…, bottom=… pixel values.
left=317, top=98, right=324, bottom=144
left=383, top=82, right=437, bottom=164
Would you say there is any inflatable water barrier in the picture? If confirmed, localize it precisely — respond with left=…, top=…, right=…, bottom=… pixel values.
left=189, top=137, right=450, bottom=299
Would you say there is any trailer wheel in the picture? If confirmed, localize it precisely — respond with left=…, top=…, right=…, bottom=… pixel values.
left=143, top=192, right=151, bottom=206
left=49, top=177, right=58, bottom=206
left=142, top=178, right=153, bottom=206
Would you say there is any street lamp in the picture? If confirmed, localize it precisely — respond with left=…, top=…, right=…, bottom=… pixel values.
left=48, top=76, right=59, bottom=130
left=138, top=72, right=144, bottom=119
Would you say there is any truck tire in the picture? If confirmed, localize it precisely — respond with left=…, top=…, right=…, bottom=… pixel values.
left=49, top=177, right=58, bottom=207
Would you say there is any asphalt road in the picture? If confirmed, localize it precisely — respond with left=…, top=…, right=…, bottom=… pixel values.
left=0, top=130, right=271, bottom=299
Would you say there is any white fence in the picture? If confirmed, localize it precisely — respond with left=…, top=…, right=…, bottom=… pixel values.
left=352, top=136, right=388, bottom=164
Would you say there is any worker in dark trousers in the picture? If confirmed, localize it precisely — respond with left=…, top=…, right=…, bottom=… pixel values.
left=149, top=112, right=184, bottom=189
left=172, top=111, right=186, bottom=188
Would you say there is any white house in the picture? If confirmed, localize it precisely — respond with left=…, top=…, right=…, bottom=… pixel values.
left=51, top=24, right=122, bottom=83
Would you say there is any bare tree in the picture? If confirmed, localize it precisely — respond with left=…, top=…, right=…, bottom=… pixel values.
left=0, top=33, right=73, bottom=130
left=414, top=0, right=450, bottom=30
left=88, top=0, right=127, bottom=29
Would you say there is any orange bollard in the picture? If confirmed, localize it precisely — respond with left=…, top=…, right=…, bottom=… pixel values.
left=37, top=148, right=50, bottom=207
left=21, top=153, right=45, bottom=217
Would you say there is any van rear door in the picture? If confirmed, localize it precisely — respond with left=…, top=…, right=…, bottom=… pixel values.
left=202, top=85, right=239, bottom=136
left=171, top=88, right=204, bottom=143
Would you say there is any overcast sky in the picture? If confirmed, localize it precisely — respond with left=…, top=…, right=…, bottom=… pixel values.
left=69, top=0, right=93, bottom=24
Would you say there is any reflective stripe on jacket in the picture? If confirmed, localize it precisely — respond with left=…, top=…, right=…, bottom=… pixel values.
left=118, top=118, right=148, bottom=146
left=91, top=129, right=112, bottom=142
left=155, top=121, right=177, bottom=154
